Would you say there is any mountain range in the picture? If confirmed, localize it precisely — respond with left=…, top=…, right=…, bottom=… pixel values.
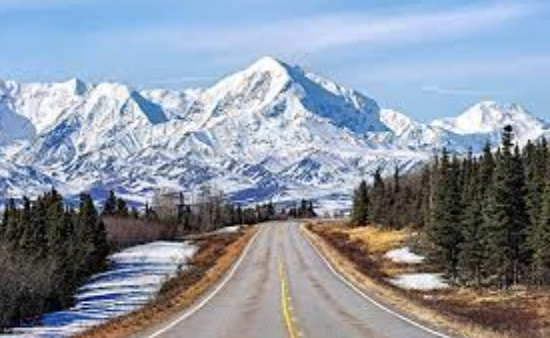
left=0, top=56, right=548, bottom=210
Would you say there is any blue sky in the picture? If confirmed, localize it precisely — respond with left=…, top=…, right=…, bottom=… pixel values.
left=0, top=0, right=548, bottom=122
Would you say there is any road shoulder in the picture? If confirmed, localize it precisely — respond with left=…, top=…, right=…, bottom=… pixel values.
left=301, top=223, right=509, bottom=338
left=76, top=226, right=259, bottom=338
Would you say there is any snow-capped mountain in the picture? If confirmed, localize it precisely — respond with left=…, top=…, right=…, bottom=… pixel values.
left=431, top=101, right=549, bottom=145
left=0, top=57, right=548, bottom=210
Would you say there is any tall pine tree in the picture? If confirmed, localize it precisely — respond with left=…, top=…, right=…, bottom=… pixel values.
left=482, top=126, right=530, bottom=287
left=351, top=180, right=370, bottom=226
left=428, top=149, right=463, bottom=281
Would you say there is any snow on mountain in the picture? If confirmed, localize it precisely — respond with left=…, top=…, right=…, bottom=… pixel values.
left=0, top=58, right=548, bottom=208
left=432, top=101, right=549, bottom=145
left=375, top=109, right=489, bottom=152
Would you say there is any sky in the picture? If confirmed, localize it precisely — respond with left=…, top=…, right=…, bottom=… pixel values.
left=0, top=0, right=549, bottom=122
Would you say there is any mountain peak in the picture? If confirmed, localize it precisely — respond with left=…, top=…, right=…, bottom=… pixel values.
left=380, top=109, right=418, bottom=136
left=57, top=77, right=88, bottom=96
left=248, top=56, right=290, bottom=73
left=431, top=101, right=546, bottom=138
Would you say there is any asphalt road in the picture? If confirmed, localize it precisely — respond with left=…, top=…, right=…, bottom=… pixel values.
left=135, top=221, right=456, bottom=338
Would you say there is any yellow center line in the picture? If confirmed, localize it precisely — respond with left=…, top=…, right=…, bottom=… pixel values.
left=279, top=258, right=301, bottom=338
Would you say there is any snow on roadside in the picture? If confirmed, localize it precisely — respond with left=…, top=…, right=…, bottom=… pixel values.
left=389, top=273, right=449, bottom=291
left=1, top=241, right=198, bottom=338
left=385, top=247, right=425, bottom=264
left=214, top=225, right=242, bottom=234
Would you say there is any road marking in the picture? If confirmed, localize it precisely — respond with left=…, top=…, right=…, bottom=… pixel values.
left=142, top=226, right=263, bottom=338
left=300, top=225, right=458, bottom=338
left=279, top=258, right=301, bottom=338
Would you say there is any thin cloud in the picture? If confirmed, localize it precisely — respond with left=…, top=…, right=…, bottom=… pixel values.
left=364, top=54, right=550, bottom=83
left=92, top=2, right=539, bottom=54
left=421, top=85, right=505, bottom=97
left=149, top=76, right=218, bottom=85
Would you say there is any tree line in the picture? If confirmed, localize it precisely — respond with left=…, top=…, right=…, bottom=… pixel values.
left=133, top=187, right=315, bottom=235
left=352, top=126, right=550, bottom=288
left=351, top=166, right=427, bottom=230
left=0, top=185, right=316, bottom=330
left=0, top=190, right=109, bottom=330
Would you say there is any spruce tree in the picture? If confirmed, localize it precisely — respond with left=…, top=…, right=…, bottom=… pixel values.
left=370, top=168, right=386, bottom=225
left=351, top=180, right=369, bottom=226
left=102, top=191, right=117, bottom=216
left=428, top=149, right=463, bottom=281
left=532, top=180, right=550, bottom=285
left=479, top=142, right=496, bottom=200
left=3, top=199, right=21, bottom=247
left=419, top=166, right=432, bottom=228
left=77, top=194, right=109, bottom=274
left=45, top=190, right=67, bottom=256
left=388, top=166, right=401, bottom=228
left=458, top=160, right=485, bottom=286
left=116, top=197, right=129, bottom=217
left=482, top=126, right=529, bottom=287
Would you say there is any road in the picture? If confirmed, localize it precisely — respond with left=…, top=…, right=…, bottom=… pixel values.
left=135, top=221, right=456, bottom=338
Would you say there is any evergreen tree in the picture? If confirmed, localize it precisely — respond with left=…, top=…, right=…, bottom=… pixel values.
left=428, top=149, right=463, bottom=281
left=77, top=194, right=109, bottom=274
left=419, top=166, right=433, bottom=228
left=370, top=168, right=386, bottom=225
left=388, top=166, right=401, bottom=228
left=458, top=160, right=485, bottom=286
left=45, top=190, right=67, bottom=256
left=482, top=126, right=529, bottom=287
left=116, top=197, right=129, bottom=217
left=532, top=180, right=550, bottom=285
left=479, top=142, right=496, bottom=200
left=525, top=141, right=548, bottom=255
left=351, top=180, right=369, bottom=226
left=102, top=190, right=117, bottom=216
left=0, top=190, right=111, bottom=329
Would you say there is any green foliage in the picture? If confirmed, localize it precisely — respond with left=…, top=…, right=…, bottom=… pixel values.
left=370, top=168, right=386, bottom=224
left=482, top=129, right=530, bottom=287
left=351, top=180, right=369, bottom=226
left=358, top=125, right=550, bottom=288
left=102, top=190, right=117, bottom=216
left=428, top=150, right=464, bottom=281
left=102, top=190, right=130, bottom=218
left=0, top=190, right=110, bottom=329
left=532, top=181, right=550, bottom=284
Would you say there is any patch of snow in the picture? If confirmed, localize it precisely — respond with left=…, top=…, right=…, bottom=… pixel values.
left=1, top=241, right=198, bottom=338
left=385, top=247, right=425, bottom=264
left=214, top=225, right=242, bottom=234
left=389, top=273, right=449, bottom=291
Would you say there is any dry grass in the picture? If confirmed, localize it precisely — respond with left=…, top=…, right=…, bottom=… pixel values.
left=344, top=225, right=410, bottom=254
left=76, top=227, right=257, bottom=338
left=304, top=222, right=542, bottom=338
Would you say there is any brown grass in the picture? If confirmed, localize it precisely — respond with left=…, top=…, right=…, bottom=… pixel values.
left=327, top=223, right=548, bottom=337
left=303, top=222, right=543, bottom=338
left=76, top=227, right=258, bottom=338
left=344, top=226, right=410, bottom=254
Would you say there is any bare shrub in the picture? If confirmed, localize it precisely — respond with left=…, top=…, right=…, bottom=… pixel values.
left=104, top=217, right=174, bottom=249
left=0, top=246, right=57, bottom=330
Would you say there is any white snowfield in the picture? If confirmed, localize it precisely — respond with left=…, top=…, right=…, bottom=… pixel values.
left=385, top=247, right=425, bottom=264
left=389, top=273, right=449, bottom=291
left=0, top=241, right=198, bottom=338
left=0, top=56, right=548, bottom=206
